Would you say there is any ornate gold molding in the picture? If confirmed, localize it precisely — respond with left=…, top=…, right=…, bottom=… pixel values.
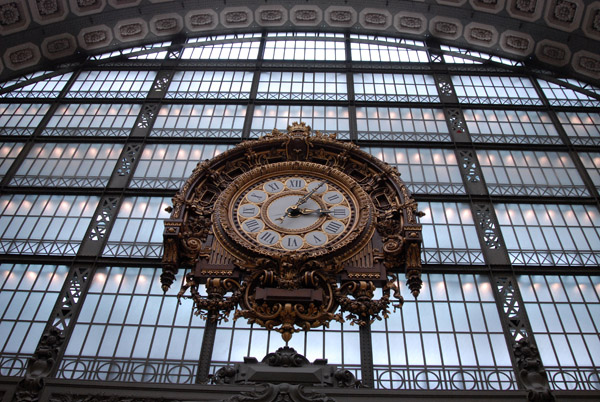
left=161, top=122, right=423, bottom=339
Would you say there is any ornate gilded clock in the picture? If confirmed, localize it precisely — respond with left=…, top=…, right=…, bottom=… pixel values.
left=162, top=123, right=423, bottom=341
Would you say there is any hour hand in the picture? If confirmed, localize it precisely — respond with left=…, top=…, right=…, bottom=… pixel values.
left=276, top=205, right=300, bottom=222
left=299, top=208, right=332, bottom=215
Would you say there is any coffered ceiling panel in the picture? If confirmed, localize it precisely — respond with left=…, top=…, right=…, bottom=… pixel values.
left=0, top=0, right=598, bottom=83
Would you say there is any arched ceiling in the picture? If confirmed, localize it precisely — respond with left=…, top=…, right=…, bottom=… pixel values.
left=0, top=0, right=599, bottom=84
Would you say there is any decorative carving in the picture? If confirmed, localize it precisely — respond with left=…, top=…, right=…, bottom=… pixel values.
left=295, top=10, right=316, bottom=21
left=553, top=0, right=577, bottom=23
left=263, top=346, right=310, bottom=367
left=16, top=327, right=65, bottom=402
left=225, top=383, right=336, bottom=402
left=398, top=16, right=422, bottom=29
left=214, top=347, right=358, bottom=389
left=506, top=35, right=529, bottom=50
left=471, top=0, right=504, bottom=12
left=260, top=10, right=283, bottom=22
left=333, top=369, right=359, bottom=388
left=405, top=243, right=423, bottom=297
left=83, top=30, right=107, bottom=44
left=119, top=23, right=143, bottom=37
left=514, top=338, right=555, bottom=401
left=435, top=21, right=458, bottom=35
left=234, top=257, right=341, bottom=341
left=35, top=0, right=58, bottom=15
left=330, top=11, right=352, bottom=22
left=163, top=123, right=422, bottom=341
left=183, top=275, right=241, bottom=322
left=593, top=10, right=600, bottom=31
left=470, top=27, right=493, bottom=42
left=190, top=13, right=212, bottom=26
left=364, top=13, right=386, bottom=25
left=77, top=0, right=98, bottom=6
left=337, top=278, right=402, bottom=326
left=225, top=11, right=248, bottom=24
left=542, top=44, right=566, bottom=60
left=515, top=0, right=537, bottom=13
left=507, top=0, right=542, bottom=20
left=9, top=48, right=34, bottom=64
left=155, top=18, right=177, bottom=31
left=578, top=56, right=600, bottom=73
left=46, top=38, right=71, bottom=53
left=213, top=365, right=238, bottom=384
left=0, top=2, right=20, bottom=25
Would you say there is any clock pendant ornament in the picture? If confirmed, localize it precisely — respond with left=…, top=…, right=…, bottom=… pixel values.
left=162, top=123, right=424, bottom=341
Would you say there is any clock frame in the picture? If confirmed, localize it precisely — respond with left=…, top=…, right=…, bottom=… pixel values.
left=161, top=122, right=423, bottom=341
left=212, top=161, right=375, bottom=262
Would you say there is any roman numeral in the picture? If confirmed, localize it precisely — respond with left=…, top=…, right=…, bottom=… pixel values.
left=288, top=179, right=302, bottom=188
left=267, top=182, right=281, bottom=192
left=325, top=193, right=341, bottom=203
left=312, top=234, right=324, bottom=244
left=244, top=220, right=261, bottom=232
left=259, top=231, right=277, bottom=244
left=332, top=208, right=347, bottom=217
left=324, top=221, right=343, bottom=233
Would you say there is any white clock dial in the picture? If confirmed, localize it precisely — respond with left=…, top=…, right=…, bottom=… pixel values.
left=323, top=220, right=345, bottom=235
left=267, top=195, right=321, bottom=230
left=238, top=203, right=260, bottom=218
left=226, top=166, right=369, bottom=257
left=305, top=231, right=328, bottom=247
left=285, top=178, right=306, bottom=190
left=257, top=230, right=280, bottom=246
left=214, top=161, right=377, bottom=262
left=264, top=180, right=284, bottom=194
left=323, top=191, right=344, bottom=205
left=307, top=180, right=328, bottom=194
left=242, top=218, right=264, bottom=233
left=281, top=235, right=303, bottom=250
left=330, top=206, right=350, bottom=219
left=246, top=190, right=267, bottom=203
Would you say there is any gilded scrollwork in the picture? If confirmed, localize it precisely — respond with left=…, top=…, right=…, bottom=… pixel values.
left=161, top=122, right=423, bottom=340
left=179, top=273, right=242, bottom=323
left=336, top=275, right=403, bottom=326
left=234, top=256, right=340, bottom=342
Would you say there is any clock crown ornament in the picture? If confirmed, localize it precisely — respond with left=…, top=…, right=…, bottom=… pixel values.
left=162, top=123, right=423, bottom=341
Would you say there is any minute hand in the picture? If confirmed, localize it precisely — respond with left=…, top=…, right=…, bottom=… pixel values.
left=294, top=181, right=326, bottom=207
left=299, top=208, right=332, bottom=215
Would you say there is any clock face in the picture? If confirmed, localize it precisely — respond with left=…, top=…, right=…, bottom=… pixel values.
left=234, top=173, right=354, bottom=252
left=212, top=162, right=374, bottom=260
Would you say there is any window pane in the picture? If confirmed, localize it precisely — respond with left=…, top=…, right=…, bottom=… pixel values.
left=0, top=195, right=99, bottom=256
left=0, top=264, right=69, bottom=376
left=373, top=274, right=515, bottom=390
left=497, top=204, right=600, bottom=266
left=11, top=143, right=123, bottom=187
left=452, top=76, right=541, bottom=105
left=478, top=150, right=586, bottom=197
left=518, top=275, right=600, bottom=390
